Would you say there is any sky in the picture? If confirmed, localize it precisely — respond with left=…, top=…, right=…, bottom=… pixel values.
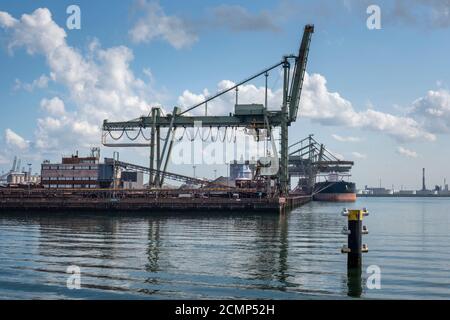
left=0, top=0, right=450, bottom=190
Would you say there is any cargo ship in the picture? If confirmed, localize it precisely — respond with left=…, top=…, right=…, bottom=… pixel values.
left=313, top=174, right=356, bottom=202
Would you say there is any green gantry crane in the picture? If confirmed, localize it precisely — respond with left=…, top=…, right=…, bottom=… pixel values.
left=102, top=25, right=314, bottom=195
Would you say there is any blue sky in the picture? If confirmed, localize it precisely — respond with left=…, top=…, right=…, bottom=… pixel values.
left=1, top=0, right=450, bottom=190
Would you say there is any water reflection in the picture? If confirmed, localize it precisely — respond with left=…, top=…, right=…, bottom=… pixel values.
left=242, top=214, right=290, bottom=289
left=1, top=198, right=450, bottom=299
left=0, top=211, right=348, bottom=298
left=277, top=214, right=289, bottom=286
left=146, top=220, right=161, bottom=273
left=37, top=215, right=118, bottom=262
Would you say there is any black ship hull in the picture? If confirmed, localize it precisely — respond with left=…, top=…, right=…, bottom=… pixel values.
left=313, top=181, right=356, bottom=202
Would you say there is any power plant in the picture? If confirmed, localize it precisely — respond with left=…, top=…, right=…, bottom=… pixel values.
left=360, top=167, right=450, bottom=197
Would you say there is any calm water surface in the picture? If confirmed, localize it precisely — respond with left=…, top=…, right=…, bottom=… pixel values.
left=0, top=197, right=449, bottom=299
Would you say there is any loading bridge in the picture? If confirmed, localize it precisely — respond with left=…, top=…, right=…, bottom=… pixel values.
left=288, top=135, right=354, bottom=191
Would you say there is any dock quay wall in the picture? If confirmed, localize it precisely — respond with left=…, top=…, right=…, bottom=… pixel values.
left=0, top=189, right=312, bottom=214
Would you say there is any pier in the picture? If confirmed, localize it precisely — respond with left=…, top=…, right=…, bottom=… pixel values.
left=0, top=188, right=311, bottom=214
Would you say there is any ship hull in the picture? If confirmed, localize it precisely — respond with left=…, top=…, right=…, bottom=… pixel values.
left=313, top=181, right=356, bottom=202
left=313, top=192, right=356, bottom=202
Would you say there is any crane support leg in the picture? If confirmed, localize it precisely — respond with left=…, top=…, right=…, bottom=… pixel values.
left=280, top=58, right=290, bottom=195
left=157, top=107, right=180, bottom=187
left=155, top=127, right=161, bottom=186
left=160, top=128, right=176, bottom=187
left=149, top=108, right=158, bottom=187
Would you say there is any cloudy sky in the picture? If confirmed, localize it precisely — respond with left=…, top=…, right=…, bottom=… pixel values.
left=0, top=0, right=449, bottom=190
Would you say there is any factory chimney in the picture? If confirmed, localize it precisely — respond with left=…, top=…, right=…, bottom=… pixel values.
left=422, top=168, right=426, bottom=191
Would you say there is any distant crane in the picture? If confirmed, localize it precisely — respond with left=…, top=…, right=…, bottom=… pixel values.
left=289, top=135, right=354, bottom=193
left=27, top=163, right=32, bottom=181
left=16, top=159, right=21, bottom=173
left=11, top=156, right=17, bottom=172
left=0, top=155, right=21, bottom=181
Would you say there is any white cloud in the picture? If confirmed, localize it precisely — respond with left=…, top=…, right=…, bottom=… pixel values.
left=129, top=1, right=198, bottom=49
left=351, top=151, right=366, bottom=159
left=1, top=8, right=66, bottom=55
left=178, top=72, right=436, bottom=142
left=0, top=8, right=164, bottom=154
left=40, top=97, right=65, bottom=116
left=0, top=11, right=17, bottom=28
left=178, top=89, right=210, bottom=112
left=5, top=129, right=29, bottom=150
left=410, top=89, right=450, bottom=133
left=178, top=79, right=282, bottom=116
left=332, top=134, right=361, bottom=142
left=15, top=74, right=50, bottom=91
left=397, top=146, right=418, bottom=158
left=300, top=73, right=436, bottom=142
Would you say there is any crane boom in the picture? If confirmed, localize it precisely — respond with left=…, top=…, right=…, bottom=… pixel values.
left=288, top=24, right=314, bottom=122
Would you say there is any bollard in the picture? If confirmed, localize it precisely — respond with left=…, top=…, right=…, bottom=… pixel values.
left=341, top=208, right=369, bottom=269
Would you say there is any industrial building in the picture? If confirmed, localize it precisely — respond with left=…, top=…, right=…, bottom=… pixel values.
left=396, top=190, right=415, bottom=195
left=40, top=150, right=147, bottom=190
left=438, top=185, right=450, bottom=196
left=6, top=172, right=40, bottom=185
left=363, top=187, right=393, bottom=195
left=41, top=151, right=100, bottom=189
left=0, top=156, right=40, bottom=186
left=7, top=172, right=26, bottom=185
left=121, top=171, right=144, bottom=189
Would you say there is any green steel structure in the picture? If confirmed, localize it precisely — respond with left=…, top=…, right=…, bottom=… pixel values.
left=102, top=25, right=314, bottom=195
left=288, top=135, right=354, bottom=193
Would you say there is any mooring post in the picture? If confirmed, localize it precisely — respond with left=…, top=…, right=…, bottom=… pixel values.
left=341, top=208, right=369, bottom=297
left=341, top=208, right=369, bottom=268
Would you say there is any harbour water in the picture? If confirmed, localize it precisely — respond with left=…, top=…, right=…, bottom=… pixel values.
left=0, top=197, right=449, bottom=299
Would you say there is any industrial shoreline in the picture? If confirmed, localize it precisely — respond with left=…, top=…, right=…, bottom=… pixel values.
left=357, top=194, right=450, bottom=198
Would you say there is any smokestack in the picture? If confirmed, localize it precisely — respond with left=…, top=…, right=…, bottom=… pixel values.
left=422, top=168, right=426, bottom=191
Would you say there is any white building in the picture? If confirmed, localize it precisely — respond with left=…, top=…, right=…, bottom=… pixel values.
left=6, top=172, right=40, bottom=185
